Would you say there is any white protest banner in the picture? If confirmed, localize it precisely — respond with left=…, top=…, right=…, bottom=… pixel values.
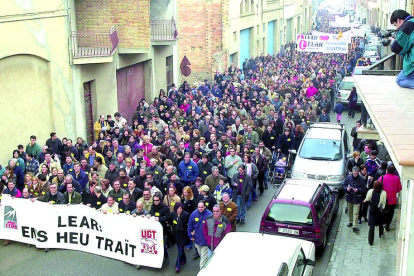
left=0, top=195, right=164, bottom=268
left=296, top=34, right=348, bottom=54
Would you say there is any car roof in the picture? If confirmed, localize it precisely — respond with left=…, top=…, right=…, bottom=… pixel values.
left=277, top=179, right=321, bottom=203
left=364, top=51, right=378, bottom=55
left=306, top=125, right=342, bottom=140
left=341, top=76, right=355, bottom=83
left=197, top=233, right=307, bottom=275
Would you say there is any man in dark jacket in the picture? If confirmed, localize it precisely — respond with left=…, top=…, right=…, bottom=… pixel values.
left=37, top=183, right=66, bottom=204
left=64, top=182, right=82, bottom=204
left=277, top=128, right=295, bottom=156
left=118, top=193, right=136, bottom=214
left=197, top=153, right=213, bottom=183
left=105, top=162, right=119, bottom=186
left=253, top=147, right=268, bottom=196
left=342, top=166, right=367, bottom=233
left=351, top=121, right=362, bottom=151
left=149, top=192, right=171, bottom=265
left=231, top=165, right=253, bottom=225
left=262, top=126, right=278, bottom=151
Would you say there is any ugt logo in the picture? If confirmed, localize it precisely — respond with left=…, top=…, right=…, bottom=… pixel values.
left=141, top=229, right=157, bottom=254
left=4, top=206, right=17, bottom=230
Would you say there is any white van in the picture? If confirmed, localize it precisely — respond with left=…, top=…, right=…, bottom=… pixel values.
left=291, top=123, right=350, bottom=190
left=197, top=232, right=315, bottom=276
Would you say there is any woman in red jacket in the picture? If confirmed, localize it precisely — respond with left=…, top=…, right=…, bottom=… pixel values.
left=380, top=165, right=402, bottom=231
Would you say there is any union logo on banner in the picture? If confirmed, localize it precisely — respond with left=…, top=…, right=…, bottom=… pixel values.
left=4, top=206, right=17, bottom=230
left=141, top=229, right=158, bottom=254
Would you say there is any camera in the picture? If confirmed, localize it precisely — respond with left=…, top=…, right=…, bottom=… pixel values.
left=381, top=29, right=397, bottom=46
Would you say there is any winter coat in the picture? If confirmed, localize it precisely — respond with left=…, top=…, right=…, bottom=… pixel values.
left=342, top=174, right=367, bottom=204
left=195, top=193, right=217, bottom=212
left=231, top=173, right=253, bottom=203
left=219, top=201, right=238, bottom=232
left=333, top=103, right=346, bottom=114
left=365, top=189, right=387, bottom=227
left=197, top=161, right=213, bottom=183
left=178, top=160, right=199, bottom=183
left=171, top=211, right=191, bottom=247
left=381, top=173, right=402, bottom=205
left=205, top=174, right=224, bottom=192
left=187, top=209, right=213, bottom=246
left=347, top=89, right=358, bottom=109
left=150, top=203, right=171, bottom=235
left=203, top=215, right=231, bottom=250
left=213, top=184, right=233, bottom=202
left=277, top=133, right=295, bottom=155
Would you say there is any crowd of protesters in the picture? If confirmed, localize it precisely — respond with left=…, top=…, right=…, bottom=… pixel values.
left=0, top=8, right=403, bottom=272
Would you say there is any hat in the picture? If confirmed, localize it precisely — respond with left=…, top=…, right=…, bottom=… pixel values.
left=199, top=185, right=210, bottom=192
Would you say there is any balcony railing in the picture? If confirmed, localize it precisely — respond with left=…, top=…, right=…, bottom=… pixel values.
left=150, top=20, right=178, bottom=41
left=360, top=52, right=403, bottom=127
left=71, top=25, right=119, bottom=58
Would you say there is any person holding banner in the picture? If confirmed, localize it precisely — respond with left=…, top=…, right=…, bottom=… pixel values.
left=149, top=191, right=171, bottom=266
left=118, top=193, right=135, bottom=214
left=171, top=202, right=190, bottom=273
left=100, top=194, right=119, bottom=214
left=35, top=182, right=65, bottom=205
left=64, top=182, right=82, bottom=205
left=2, top=179, right=22, bottom=199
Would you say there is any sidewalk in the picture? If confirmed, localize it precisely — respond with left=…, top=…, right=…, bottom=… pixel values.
left=325, top=205, right=397, bottom=276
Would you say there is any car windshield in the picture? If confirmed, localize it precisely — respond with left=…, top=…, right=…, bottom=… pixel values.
left=339, top=81, right=354, bottom=90
left=365, top=46, right=377, bottom=51
left=299, top=138, right=342, bottom=161
left=266, top=203, right=313, bottom=225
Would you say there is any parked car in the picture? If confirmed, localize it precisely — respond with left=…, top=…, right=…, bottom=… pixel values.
left=364, top=45, right=379, bottom=52
left=353, top=65, right=368, bottom=75
left=368, top=36, right=381, bottom=44
left=363, top=50, right=380, bottom=63
left=198, top=232, right=316, bottom=276
left=336, top=76, right=362, bottom=105
left=260, top=179, right=339, bottom=250
left=291, top=123, right=351, bottom=190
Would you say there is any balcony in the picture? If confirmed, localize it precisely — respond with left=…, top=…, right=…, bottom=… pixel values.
left=150, top=20, right=177, bottom=45
left=71, top=25, right=119, bottom=64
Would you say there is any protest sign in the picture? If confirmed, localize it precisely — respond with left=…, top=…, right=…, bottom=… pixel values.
left=296, top=34, right=348, bottom=54
left=0, top=195, right=164, bottom=268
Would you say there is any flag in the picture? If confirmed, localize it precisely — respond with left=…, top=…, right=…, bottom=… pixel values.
left=337, top=31, right=343, bottom=41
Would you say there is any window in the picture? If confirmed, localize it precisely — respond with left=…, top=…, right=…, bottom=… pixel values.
left=263, top=23, right=265, bottom=32
left=315, top=197, right=326, bottom=219
left=257, top=25, right=259, bottom=35
left=166, top=56, right=173, bottom=91
left=298, top=138, right=343, bottom=161
left=292, top=248, right=306, bottom=276
left=233, top=31, right=237, bottom=41
left=266, top=203, right=313, bottom=225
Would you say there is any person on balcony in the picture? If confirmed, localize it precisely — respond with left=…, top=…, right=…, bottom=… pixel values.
left=390, top=10, right=414, bottom=89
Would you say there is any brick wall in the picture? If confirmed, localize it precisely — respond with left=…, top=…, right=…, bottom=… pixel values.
left=177, top=0, right=228, bottom=84
left=75, top=0, right=150, bottom=49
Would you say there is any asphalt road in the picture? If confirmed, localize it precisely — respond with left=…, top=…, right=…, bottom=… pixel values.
left=0, top=112, right=359, bottom=276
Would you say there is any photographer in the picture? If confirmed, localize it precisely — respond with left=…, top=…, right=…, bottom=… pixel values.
left=390, top=10, right=414, bottom=89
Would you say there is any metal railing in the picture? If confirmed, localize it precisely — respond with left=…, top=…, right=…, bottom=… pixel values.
left=71, top=25, right=119, bottom=58
left=150, top=20, right=178, bottom=41
left=360, top=52, right=403, bottom=127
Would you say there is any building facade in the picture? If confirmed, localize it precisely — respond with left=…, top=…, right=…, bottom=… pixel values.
left=177, top=0, right=313, bottom=84
left=0, top=0, right=179, bottom=165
